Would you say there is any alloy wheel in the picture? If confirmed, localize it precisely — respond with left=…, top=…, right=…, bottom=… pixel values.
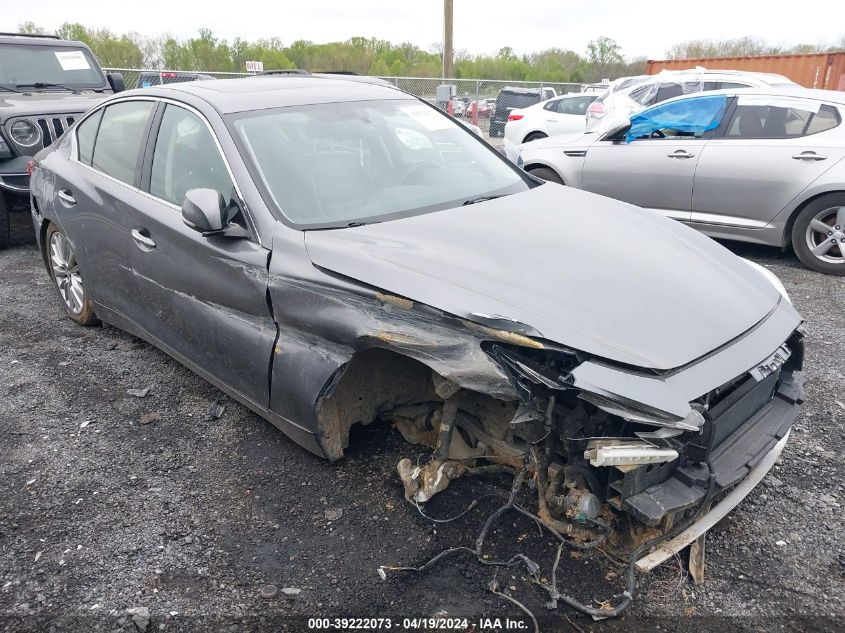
left=805, top=206, right=845, bottom=266
left=49, top=231, right=84, bottom=315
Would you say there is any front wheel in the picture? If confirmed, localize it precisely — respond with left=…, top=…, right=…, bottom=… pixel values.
left=528, top=167, right=564, bottom=185
left=791, top=194, right=845, bottom=275
left=45, top=223, right=99, bottom=325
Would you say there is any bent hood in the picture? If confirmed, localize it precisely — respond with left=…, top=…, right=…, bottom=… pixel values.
left=304, top=185, right=781, bottom=370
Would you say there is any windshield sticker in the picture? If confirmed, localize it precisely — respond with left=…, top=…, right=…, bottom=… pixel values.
left=54, top=51, right=91, bottom=71
left=399, top=105, right=452, bottom=131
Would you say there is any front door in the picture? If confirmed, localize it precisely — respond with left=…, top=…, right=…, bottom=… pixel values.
left=127, top=102, right=275, bottom=407
left=582, top=94, right=729, bottom=221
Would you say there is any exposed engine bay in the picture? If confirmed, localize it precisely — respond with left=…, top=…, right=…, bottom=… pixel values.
left=379, top=332, right=805, bottom=617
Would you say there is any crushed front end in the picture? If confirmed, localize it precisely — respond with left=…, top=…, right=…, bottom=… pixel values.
left=392, top=310, right=805, bottom=557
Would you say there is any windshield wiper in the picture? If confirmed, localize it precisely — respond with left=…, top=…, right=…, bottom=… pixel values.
left=0, top=85, right=17, bottom=93
left=16, top=82, right=78, bottom=93
left=462, top=195, right=503, bottom=206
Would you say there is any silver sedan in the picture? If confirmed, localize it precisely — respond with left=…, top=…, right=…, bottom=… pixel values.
left=514, top=88, right=845, bottom=275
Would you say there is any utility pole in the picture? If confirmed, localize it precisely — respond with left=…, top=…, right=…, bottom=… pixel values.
left=443, top=0, right=453, bottom=79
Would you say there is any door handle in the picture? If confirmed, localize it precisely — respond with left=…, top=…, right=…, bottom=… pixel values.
left=57, top=189, right=76, bottom=206
left=792, top=151, right=827, bottom=161
left=667, top=150, right=695, bottom=159
left=131, top=228, right=156, bottom=250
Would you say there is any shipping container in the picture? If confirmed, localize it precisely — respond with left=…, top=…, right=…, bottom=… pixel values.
left=645, top=52, right=845, bottom=90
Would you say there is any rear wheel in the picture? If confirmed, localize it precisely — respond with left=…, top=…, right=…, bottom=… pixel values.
left=45, top=223, right=99, bottom=325
left=528, top=167, right=564, bottom=185
left=791, top=193, right=845, bottom=275
left=523, top=132, right=548, bottom=143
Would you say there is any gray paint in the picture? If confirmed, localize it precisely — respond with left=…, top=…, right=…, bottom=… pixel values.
left=30, top=77, right=803, bottom=463
left=305, top=183, right=780, bottom=370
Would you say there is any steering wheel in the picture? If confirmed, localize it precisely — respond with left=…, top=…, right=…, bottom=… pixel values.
left=400, top=160, right=442, bottom=185
left=650, top=129, right=665, bottom=139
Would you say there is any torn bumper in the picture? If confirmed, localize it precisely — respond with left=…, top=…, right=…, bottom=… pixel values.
left=617, top=370, right=803, bottom=527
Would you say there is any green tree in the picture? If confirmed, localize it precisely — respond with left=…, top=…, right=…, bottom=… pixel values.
left=56, top=23, right=91, bottom=44
left=18, top=21, right=45, bottom=34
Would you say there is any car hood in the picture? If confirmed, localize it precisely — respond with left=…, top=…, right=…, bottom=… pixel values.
left=304, top=184, right=781, bottom=370
left=0, top=92, right=109, bottom=121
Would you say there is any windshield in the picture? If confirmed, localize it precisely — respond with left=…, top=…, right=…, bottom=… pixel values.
left=0, top=44, right=105, bottom=91
left=230, top=99, right=530, bottom=228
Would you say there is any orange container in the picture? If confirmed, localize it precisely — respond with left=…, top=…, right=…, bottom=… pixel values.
left=645, top=52, right=845, bottom=90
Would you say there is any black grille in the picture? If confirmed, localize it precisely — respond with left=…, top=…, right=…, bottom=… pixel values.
left=32, top=115, right=79, bottom=148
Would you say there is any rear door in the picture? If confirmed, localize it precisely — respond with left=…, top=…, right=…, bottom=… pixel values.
left=692, top=96, right=845, bottom=227
left=582, top=95, right=728, bottom=221
left=547, top=95, right=595, bottom=135
left=50, top=99, right=155, bottom=316
left=127, top=101, right=275, bottom=406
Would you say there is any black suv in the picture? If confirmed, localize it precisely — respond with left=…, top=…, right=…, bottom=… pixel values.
left=489, top=86, right=557, bottom=137
left=0, top=33, right=123, bottom=247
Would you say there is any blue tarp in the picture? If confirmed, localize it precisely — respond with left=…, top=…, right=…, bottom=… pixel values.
left=625, top=95, right=728, bottom=143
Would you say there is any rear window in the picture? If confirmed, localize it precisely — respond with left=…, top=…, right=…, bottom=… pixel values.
left=497, top=92, right=540, bottom=110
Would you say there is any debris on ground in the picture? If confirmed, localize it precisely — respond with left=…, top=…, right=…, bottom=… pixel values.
left=139, top=412, right=161, bottom=425
left=127, top=387, right=150, bottom=398
left=260, top=584, right=278, bottom=598
left=207, top=399, right=226, bottom=420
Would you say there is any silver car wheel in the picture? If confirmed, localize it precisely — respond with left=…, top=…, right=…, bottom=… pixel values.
left=49, top=231, right=84, bottom=315
left=805, top=206, right=845, bottom=265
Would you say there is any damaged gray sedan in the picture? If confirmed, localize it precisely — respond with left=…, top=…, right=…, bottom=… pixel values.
left=29, top=76, right=804, bottom=611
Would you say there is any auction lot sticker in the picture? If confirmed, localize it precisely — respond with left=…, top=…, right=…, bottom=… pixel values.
left=54, top=50, right=91, bottom=71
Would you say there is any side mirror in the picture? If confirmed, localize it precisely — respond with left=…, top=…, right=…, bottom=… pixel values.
left=181, top=188, right=228, bottom=233
left=106, top=72, right=126, bottom=93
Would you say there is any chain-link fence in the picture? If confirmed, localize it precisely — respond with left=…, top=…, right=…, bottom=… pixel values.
left=105, top=69, right=585, bottom=143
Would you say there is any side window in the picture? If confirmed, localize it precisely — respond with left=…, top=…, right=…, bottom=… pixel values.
left=557, top=96, right=593, bottom=115
left=91, top=101, right=154, bottom=185
left=76, top=108, right=103, bottom=166
left=625, top=95, right=728, bottom=142
left=543, top=99, right=560, bottom=112
left=150, top=105, right=233, bottom=207
left=653, top=83, right=685, bottom=104
left=805, top=105, right=840, bottom=135
left=726, top=103, right=840, bottom=139
left=719, top=82, right=751, bottom=90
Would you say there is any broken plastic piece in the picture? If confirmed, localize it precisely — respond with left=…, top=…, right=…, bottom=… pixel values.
left=584, top=442, right=678, bottom=467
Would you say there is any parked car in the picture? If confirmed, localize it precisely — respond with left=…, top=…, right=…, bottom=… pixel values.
left=135, top=71, right=217, bottom=88
left=504, top=93, right=597, bottom=151
left=448, top=99, right=465, bottom=116
left=0, top=32, right=123, bottom=247
left=29, top=77, right=804, bottom=575
left=465, top=99, right=492, bottom=119
left=585, top=69, right=798, bottom=131
left=489, top=86, right=558, bottom=137
left=516, top=88, right=845, bottom=274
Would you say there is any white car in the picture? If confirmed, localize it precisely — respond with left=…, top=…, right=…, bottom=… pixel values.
left=449, top=99, right=465, bottom=116
left=503, top=93, right=597, bottom=155
left=585, top=68, right=798, bottom=130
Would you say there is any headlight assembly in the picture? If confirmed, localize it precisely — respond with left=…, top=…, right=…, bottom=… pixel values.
left=10, top=120, right=41, bottom=148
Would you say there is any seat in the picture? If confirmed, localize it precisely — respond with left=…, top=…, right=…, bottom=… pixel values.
left=737, top=108, right=765, bottom=138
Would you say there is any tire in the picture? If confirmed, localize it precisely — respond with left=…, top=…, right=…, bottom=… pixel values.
left=523, top=132, right=548, bottom=143
left=791, top=193, right=845, bottom=275
left=45, top=223, right=99, bottom=325
left=528, top=167, right=564, bottom=185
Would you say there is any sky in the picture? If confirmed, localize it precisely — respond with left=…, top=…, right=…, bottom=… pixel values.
left=3, top=0, right=844, bottom=60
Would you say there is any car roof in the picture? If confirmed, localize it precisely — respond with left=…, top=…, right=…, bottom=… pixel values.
left=652, top=68, right=794, bottom=85
left=127, top=75, right=406, bottom=113
left=0, top=35, right=91, bottom=48
left=656, top=86, right=845, bottom=108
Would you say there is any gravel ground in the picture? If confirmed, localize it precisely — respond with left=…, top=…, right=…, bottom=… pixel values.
left=1, top=240, right=843, bottom=633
